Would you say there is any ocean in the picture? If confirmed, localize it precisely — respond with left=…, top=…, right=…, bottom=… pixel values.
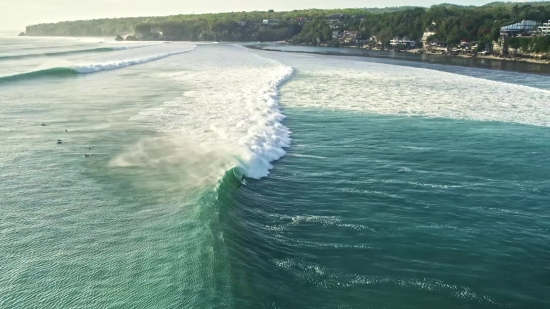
left=1, top=36, right=549, bottom=309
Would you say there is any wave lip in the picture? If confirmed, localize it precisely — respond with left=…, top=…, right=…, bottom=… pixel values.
left=0, top=45, right=196, bottom=84
left=240, top=65, right=294, bottom=179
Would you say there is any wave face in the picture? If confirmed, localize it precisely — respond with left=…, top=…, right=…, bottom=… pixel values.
left=0, top=45, right=196, bottom=83
left=0, top=44, right=162, bottom=61
left=128, top=45, right=293, bottom=180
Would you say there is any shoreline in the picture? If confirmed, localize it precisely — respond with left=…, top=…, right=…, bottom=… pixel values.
left=399, top=48, right=550, bottom=65
left=280, top=43, right=550, bottom=66
left=244, top=44, right=550, bottom=74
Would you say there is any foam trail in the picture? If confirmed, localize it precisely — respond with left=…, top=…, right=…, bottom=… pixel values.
left=110, top=42, right=167, bottom=50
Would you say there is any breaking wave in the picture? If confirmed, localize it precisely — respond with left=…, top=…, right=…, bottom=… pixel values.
left=127, top=45, right=293, bottom=181
left=0, top=46, right=196, bottom=84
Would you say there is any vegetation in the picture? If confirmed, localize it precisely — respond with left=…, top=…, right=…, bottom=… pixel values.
left=292, top=2, right=550, bottom=47
left=24, top=8, right=415, bottom=38
left=24, top=2, right=550, bottom=52
left=507, top=36, right=550, bottom=53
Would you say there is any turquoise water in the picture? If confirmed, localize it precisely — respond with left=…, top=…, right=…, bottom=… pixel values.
left=1, top=36, right=550, bottom=308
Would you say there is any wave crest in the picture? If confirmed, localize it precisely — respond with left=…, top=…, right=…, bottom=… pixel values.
left=0, top=43, right=164, bottom=61
left=0, top=45, right=196, bottom=83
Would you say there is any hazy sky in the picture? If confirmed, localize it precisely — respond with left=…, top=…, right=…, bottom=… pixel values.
left=0, top=0, right=527, bottom=30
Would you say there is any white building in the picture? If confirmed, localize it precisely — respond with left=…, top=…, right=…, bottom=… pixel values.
left=263, top=19, right=280, bottom=26
left=539, top=20, right=550, bottom=35
left=390, top=36, right=416, bottom=49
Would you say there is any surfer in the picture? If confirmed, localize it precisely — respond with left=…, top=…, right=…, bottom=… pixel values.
left=57, top=139, right=62, bottom=144
left=241, top=175, right=245, bottom=182
left=41, top=123, right=46, bottom=126
left=65, top=129, right=68, bottom=132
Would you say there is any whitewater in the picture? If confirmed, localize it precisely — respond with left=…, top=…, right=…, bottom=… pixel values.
left=129, top=45, right=293, bottom=180
left=1, top=38, right=550, bottom=309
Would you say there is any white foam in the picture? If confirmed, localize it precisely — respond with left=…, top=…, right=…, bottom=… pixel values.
left=131, top=45, right=293, bottom=179
left=111, top=43, right=166, bottom=50
left=279, top=56, right=550, bottom=127
left=71, top=45, right=196, bottom=74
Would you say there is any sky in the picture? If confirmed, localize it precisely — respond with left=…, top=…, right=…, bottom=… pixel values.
left=0, top=0, right=530, bottom=31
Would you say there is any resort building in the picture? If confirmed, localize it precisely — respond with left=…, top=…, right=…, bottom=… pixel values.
left=339, top=31, right=359, bottom=44
left=500, top=20, right=539, bottom=37
left=390, top=36, right=416, bottom=49
left=538, top=20, right=550, bottom=35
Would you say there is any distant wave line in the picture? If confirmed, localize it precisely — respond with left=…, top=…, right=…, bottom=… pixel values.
left=0, top=46, right=196, bottom=84
left=0, top=44, right=164, bottom=61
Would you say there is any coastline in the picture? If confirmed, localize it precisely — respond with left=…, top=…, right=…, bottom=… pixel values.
left=267, top=43, right=550, bottom=66
left=244, top=44, right=550, bottom=74
left=399, top=48, right=550, bottom=65
left=10, top=33, right=550, bottom=69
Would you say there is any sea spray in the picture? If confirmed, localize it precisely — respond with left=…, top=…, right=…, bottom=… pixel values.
left=109, top=136, right=241, bottom=188
left=130, top=45, right=295, bottom=181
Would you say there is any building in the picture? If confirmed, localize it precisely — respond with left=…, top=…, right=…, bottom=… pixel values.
left=390, top=36, right=416, bottom=49
left=500, top=20, right=539, bottom=37
left=263, top=19, right=280, bottom=26
left=239, top=21, right=260, bottom=30
left=332, top=31, right=340, bottom=39
left=460, top=39, right=478, bottom=50
left=339, top=31, right=359, bottom=44
left=538, top=20, right=550, bottom=35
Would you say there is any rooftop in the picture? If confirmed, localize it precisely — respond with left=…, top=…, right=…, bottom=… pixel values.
left=501, top=20, right=539, bottom=32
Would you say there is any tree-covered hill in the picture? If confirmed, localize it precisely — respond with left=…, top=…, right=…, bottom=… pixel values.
left=24, top=2, right=550, bottom=51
